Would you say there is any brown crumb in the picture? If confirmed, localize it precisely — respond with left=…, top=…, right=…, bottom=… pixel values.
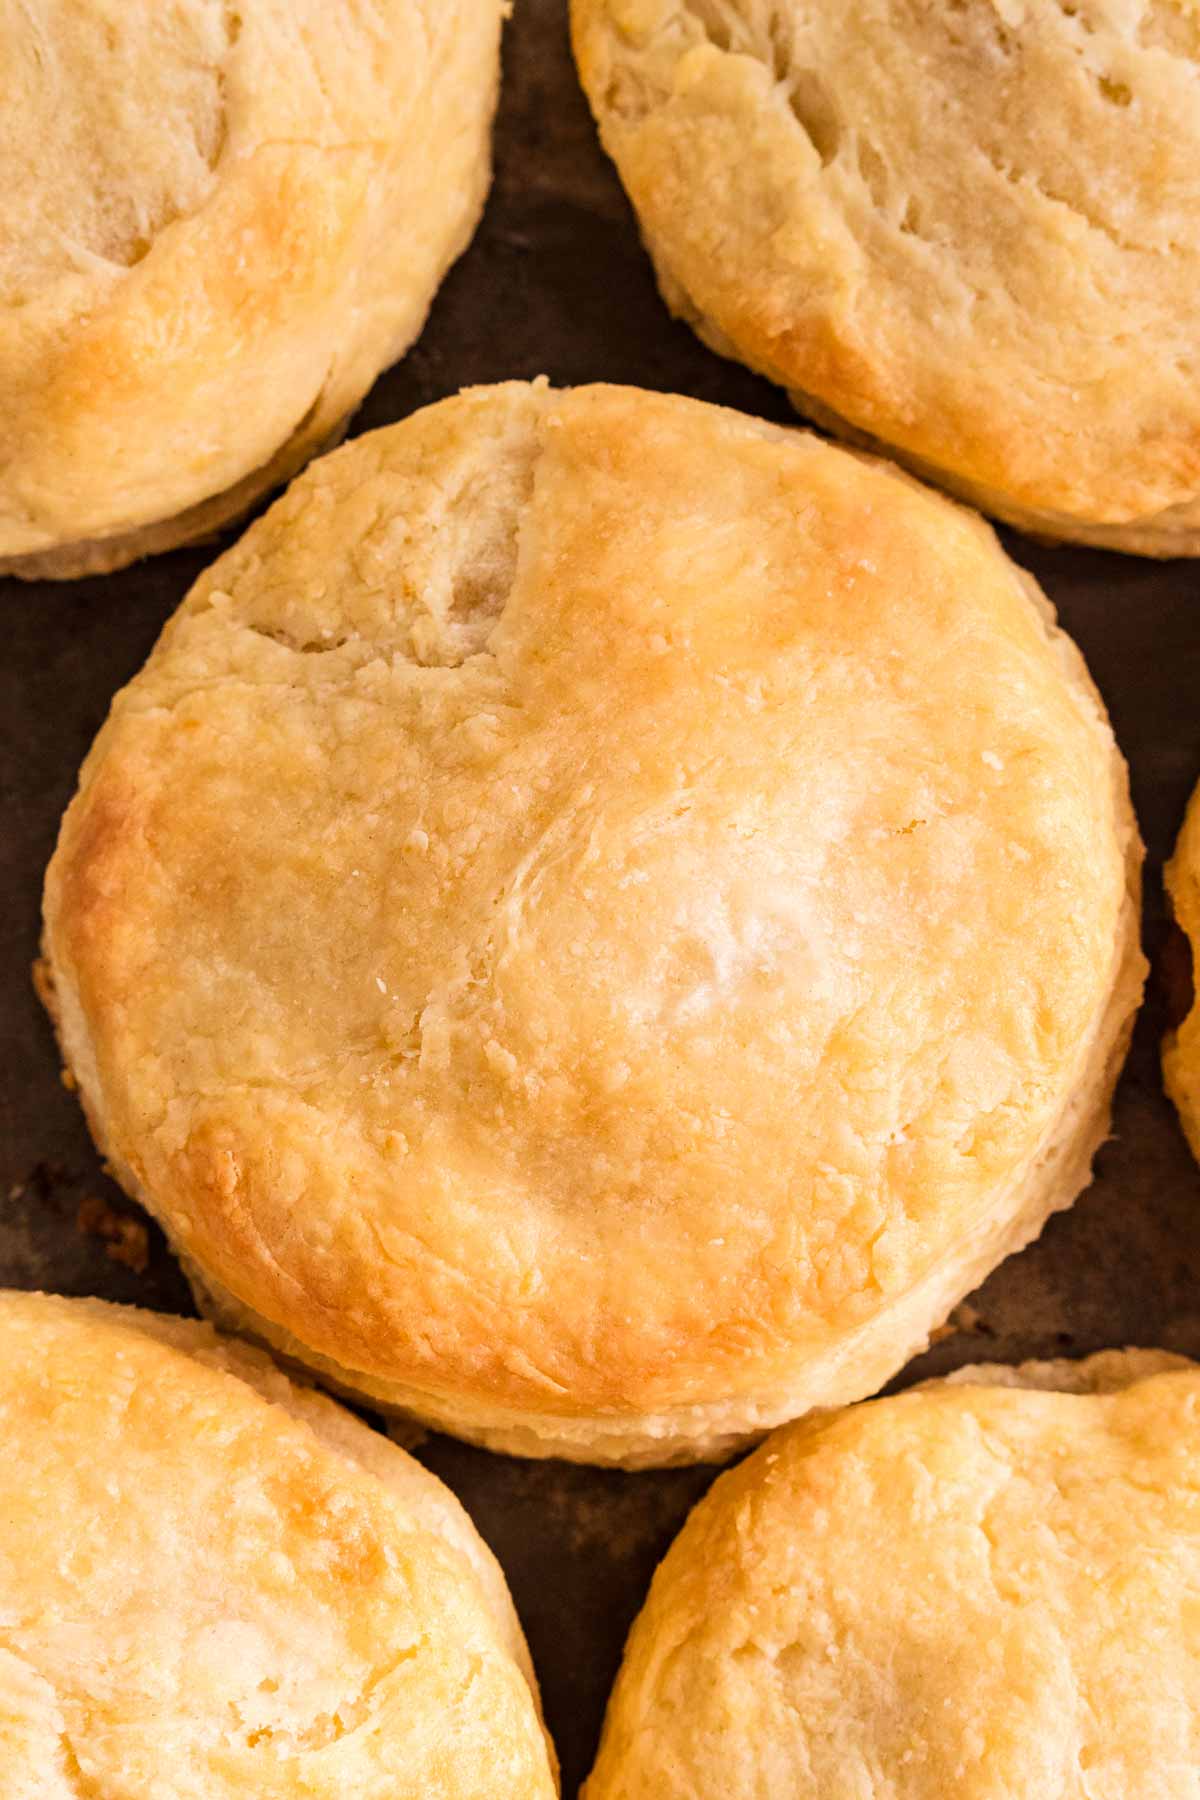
left=77, top=1195, right=149, bottom=1274
left=948, top=1301, right=993, bottom=1336
left=930, top=1303, right=994, bottom=1345
left=60, top=1068, right=77, bottom=1092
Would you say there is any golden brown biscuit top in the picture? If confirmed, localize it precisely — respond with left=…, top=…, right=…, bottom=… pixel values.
left=44, top=382, right=1136, bottom=1418
left=0, top=1289, right=555, bottom=1799
left=573, top=0, right=1200, bottom=526
left=585, top=1352, right=1200, bottom=1798
left=0, top=0, right=502, bottom=557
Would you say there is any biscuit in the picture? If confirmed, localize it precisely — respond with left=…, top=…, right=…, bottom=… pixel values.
left=0, top=1288, right=556, bottom=1798
left=573, top=0, right=1200, bottom=554
left=41, top=381, right=1144, bottom=1466
left=0, top=0, right=503, bottom=578
left=585, top=1350, right=1200, bottom=1798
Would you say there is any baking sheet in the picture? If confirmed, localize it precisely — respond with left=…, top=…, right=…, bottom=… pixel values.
left=2, top=5, right=1200, bottom=1789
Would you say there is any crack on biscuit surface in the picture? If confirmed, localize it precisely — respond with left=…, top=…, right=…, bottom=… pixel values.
left=683, top=0, right=753, bottom=55
left=385, top=411, right=542, bottom=669
left=980, top=145, right=1145, bottom=253
left=205, top=398, right=544, bottom=672
left=781, top=64, right=841, bottom=164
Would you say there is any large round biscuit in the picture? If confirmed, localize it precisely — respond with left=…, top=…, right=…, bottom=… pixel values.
left=41, top=381, right=1144, bottom=1465
left=586, top=1351, right=1200, bottom=1798
left=573, top=0, right=1200, bottom=553
left=0, top=1289, right=556, bottom=1799
left=0, top=0, right=502, bottom=577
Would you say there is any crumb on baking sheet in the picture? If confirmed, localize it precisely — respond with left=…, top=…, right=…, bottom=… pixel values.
left=76, top=1195, right=149, bottom=1274
left=930, top=1302, right=995, bottom=1345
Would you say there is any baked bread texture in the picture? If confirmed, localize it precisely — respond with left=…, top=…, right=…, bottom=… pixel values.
left=585, top=1350, right=1200, bottom=1798
left=0, top=0, right=503, bottom=579
left=40, top=381, right=1144, bottom=1467
left=572, top=0, right=1200, bottom=555
left=1162, top=785, right=1200, bottom=1158
left=0, top=1288, right=556, bottom=1799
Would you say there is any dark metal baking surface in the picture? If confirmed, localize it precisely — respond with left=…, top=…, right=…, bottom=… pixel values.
left=2, top=5, right=1200, bottom=1791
